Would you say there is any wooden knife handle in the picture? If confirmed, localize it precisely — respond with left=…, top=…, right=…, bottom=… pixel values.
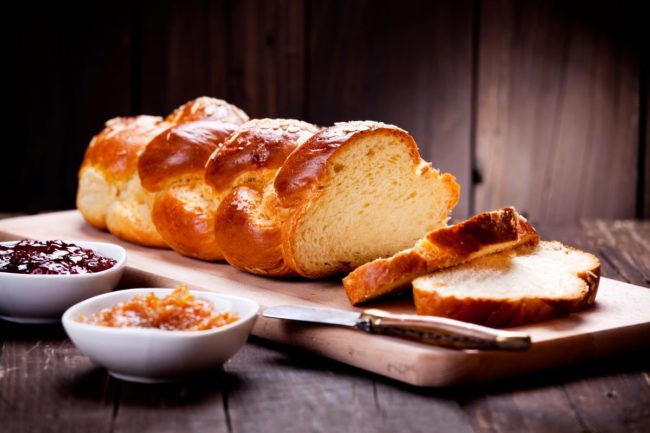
left=357, top=309, right=531, bottom=350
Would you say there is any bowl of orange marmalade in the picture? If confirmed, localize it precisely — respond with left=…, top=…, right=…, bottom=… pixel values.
left=62, top=285, right=258, bottom=383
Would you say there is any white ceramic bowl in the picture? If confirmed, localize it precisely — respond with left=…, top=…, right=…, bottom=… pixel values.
left=62, top=288, right=259, bottom=383
left=0, top=240, right=126, bottom=323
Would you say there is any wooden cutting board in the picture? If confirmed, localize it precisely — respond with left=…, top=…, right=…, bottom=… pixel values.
left=1, top=211, right=649, bottom=387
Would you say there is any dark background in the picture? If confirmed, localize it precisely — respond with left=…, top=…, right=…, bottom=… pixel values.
left=2, top=0, right=647, bottom=223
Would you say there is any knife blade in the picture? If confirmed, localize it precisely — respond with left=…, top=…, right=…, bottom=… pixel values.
left=263, top=305, right=531, bottom=350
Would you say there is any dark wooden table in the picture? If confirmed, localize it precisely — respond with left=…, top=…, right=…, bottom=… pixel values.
left=1, top=220, right=649, bottom=433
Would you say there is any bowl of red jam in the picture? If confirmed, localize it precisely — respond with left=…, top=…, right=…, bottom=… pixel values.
left=0, top=240, right=126, bottom=323
left=62, top=285, right=258, bottom=383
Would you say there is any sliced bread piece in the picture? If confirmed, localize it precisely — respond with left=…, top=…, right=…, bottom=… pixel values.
left=412, top=241, right=601, bottom=327
left=343, top=207, right=539, bottom=305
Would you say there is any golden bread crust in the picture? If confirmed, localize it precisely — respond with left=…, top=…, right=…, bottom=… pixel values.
left=425, top=207, right=520, bottom=255
left=135, top=104, right=248, bottom=257
left=80, top=116, right=171, bottom=183
left=214, top=186, right=294, bottom=275
left=77, top=97, right=248, bottom=248
left=208, top=119, right=319, bottom=273
left=414, top=293, right=580, bottom=328
left=343, top=208, right=540, bottom=305
left=150, top=187, right=224, bottom=260
left=164, top=96, right=249, bottom=125
left=138, top=121, right=238, bottom=192
left=77, top=116, right=171, bottom=233
left=205, top=118, right=319, bottom=194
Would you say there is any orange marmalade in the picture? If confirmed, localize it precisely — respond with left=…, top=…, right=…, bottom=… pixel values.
left=79, top=285, right=239, bottom=331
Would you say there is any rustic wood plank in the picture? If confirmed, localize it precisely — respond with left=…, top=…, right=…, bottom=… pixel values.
left=0, top=321, right=116, bottom=432
left=637, top=43, right=650, bottom=219
left=581, top=220, right=650, bottom=287
left=224, top=337, right=381, bottom=433
left=139, top=0, right=305, bottom=119
left=2, top=2, right=134, bottom=212
left=112, top=373, right=229, bottom=433
left=139, top=0, right=224, bottom=115
left=454, top=353, right=650, bottom=433
left=561, top=369, right=650, bottom=433
left=207, top=0, right=230, bottom=100
left=459, top=384, right=586, bottom=433
left=225, top=337, right=475, bottom=433
left=474, top=0, right=641, bottom=223
left=535, top=223, right=624, bottom=281
left=371, top=380, right=475, bottom=433
left=226, top=0, right=306, bottom=118
left=307, top=0, right=474, bottom=218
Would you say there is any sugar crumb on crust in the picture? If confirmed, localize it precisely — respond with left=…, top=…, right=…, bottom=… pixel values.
left=205, top=118, right=319, bottom=194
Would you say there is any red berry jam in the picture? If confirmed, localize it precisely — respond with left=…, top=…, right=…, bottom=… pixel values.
left=0, top=240, right=117, bottom=275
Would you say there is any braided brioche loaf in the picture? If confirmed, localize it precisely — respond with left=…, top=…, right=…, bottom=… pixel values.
left=77, top=115, right=170, bottom=245
left=78, top=101, right=460, bottom=279
left=77, top=97, right=248, bottom=247
left=212, top=121, right=460, bottom=278
left=138, top=121, right=240, bottom=259
left=139, top=118, right=318, bottom=261
left=77, top=97, right=602, bottom=327
left=205, top=118, right=320, bottom=268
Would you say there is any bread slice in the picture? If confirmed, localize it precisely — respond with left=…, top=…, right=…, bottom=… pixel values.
left=343, top=207, right=539, bottom=305
left=412, top=241, right=601, bottom=327
left=279, top=122, right=460, bottom=278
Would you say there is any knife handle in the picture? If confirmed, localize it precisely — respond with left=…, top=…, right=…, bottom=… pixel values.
left=357, top=309, right=531, bottom=350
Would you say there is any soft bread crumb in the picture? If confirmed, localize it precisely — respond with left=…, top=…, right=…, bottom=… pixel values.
left=413, top=241, right=601, bottom=327
left=77, top=166, right=113, bottom=229
left=290, top=133, right=459, bottom=276
left=105, top=175, right=166, bottom=247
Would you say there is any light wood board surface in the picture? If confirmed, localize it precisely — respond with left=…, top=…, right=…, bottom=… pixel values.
left=1, top=210, right=648, bottom=387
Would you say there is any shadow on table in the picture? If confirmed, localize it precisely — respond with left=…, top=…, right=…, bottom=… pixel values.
left=56, top=365, right=245, bottom=409
left=246, top=335, right=650, bottom=399
left=0, top=320, right=67, bottom=342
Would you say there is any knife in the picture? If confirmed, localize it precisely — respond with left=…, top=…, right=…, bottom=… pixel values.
left=263, top=305, right=531, bottom=350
